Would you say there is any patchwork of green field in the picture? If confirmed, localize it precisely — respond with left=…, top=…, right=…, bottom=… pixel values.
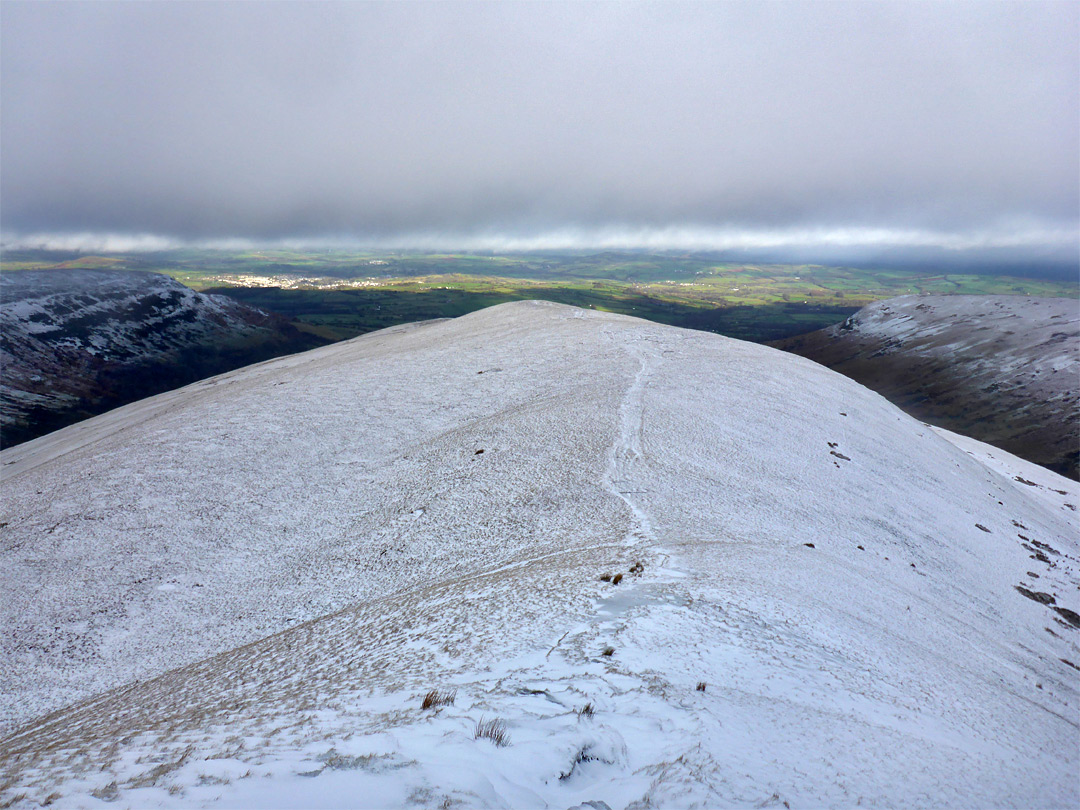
left=207, top=279, right=864, bottom=343
left=3, top=248, right=1075, bottom=343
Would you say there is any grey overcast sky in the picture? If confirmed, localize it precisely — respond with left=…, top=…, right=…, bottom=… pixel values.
left=1, top=1, right=1077, bottom=264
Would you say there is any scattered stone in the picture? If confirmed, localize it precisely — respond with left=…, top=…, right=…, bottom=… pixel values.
left=1015, top=585, right=1055, bottom=605
left=1052, top=607, right=1080, bottom=628
left=1026, top=547, right=1051, bottom=564
left=1031, top=539, right=1060, bottom=555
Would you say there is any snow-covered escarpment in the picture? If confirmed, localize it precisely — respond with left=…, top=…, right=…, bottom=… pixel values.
left=775, top=294, right=1080, bottom=479
left=1, top=301, right=1077, bottom=809
left=0, top=269, right=327, bottom=447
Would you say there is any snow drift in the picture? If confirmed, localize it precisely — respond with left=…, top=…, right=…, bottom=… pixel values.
left=1, top=301, right=1076, bottom=809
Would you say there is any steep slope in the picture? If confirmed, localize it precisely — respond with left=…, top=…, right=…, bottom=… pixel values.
left=0, top=268, right=328, bottom=447
left=1, top=301, right=1077, bottom=809
left=774, top=294, right=1080, bottom=479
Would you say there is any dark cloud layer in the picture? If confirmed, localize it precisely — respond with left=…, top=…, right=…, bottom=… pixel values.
left=1, top=2, right=1077, bottom=262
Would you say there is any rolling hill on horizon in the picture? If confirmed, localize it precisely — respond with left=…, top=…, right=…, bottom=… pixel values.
left=1, top=301, right=1076, bottom=809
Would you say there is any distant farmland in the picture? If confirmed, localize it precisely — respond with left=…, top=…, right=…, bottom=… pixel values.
left=4, top=248, right=1076, bottom=343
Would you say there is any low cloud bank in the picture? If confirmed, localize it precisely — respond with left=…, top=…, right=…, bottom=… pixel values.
left=2, top=4, right=1076, bottom=263
left=5, top=223, right=1077, bottom=253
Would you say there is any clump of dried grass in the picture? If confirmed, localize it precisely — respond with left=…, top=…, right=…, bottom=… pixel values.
left=421, top=688, right=457, bottom=710
left=474, top=717, right=510, bottom=747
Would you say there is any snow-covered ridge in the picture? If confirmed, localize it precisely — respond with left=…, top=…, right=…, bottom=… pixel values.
left=1, top=268, right=265, bottom=352
left=1, top=301, right=1076, bottom=808
left=777, top=294, right=1080, bottom=479
left=844, top=295, right=1076, bottom=372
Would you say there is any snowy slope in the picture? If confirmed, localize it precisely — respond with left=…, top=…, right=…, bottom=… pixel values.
left=775, top=294, right=1080, bottom=478
left=1, top=301, right=1077, bottom=809
left=0, top=268, right=325, bottom=447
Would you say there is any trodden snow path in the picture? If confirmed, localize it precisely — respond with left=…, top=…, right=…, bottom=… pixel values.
left=605, top=330, right=663, bottom=547
left=1, top=301, right=1077, bottom=809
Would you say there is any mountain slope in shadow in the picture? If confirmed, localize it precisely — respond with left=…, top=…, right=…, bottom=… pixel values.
left=775, top=294, right=1080, bottom=479
left=0, top=269, right=329, bottom=447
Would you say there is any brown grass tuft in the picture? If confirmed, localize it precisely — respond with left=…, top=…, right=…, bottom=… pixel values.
left=421, top=688, right=457, bottom=710
left=474, top=717, right=510, bottom=747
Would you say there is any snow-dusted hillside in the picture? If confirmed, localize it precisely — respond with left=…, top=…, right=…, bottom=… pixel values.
left=776, top=294, right=1080, bottom=479
left=1, top=301, right=1077, bottom=809
left=0, top=268, right=325, bottom=447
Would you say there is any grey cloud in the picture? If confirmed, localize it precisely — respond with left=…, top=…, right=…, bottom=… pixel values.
left=1, top=1, right=1077, bottom=256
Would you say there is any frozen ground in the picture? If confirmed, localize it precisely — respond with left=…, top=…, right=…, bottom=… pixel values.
left=1, top=301, right=1077, bottom=808
left=775, top=294, right=1080, bottom=478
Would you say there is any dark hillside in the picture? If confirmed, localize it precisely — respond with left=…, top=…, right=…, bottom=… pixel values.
left=775, top=295, right=1080, bottom=478
left=1, top=269, right=328, bottom=447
